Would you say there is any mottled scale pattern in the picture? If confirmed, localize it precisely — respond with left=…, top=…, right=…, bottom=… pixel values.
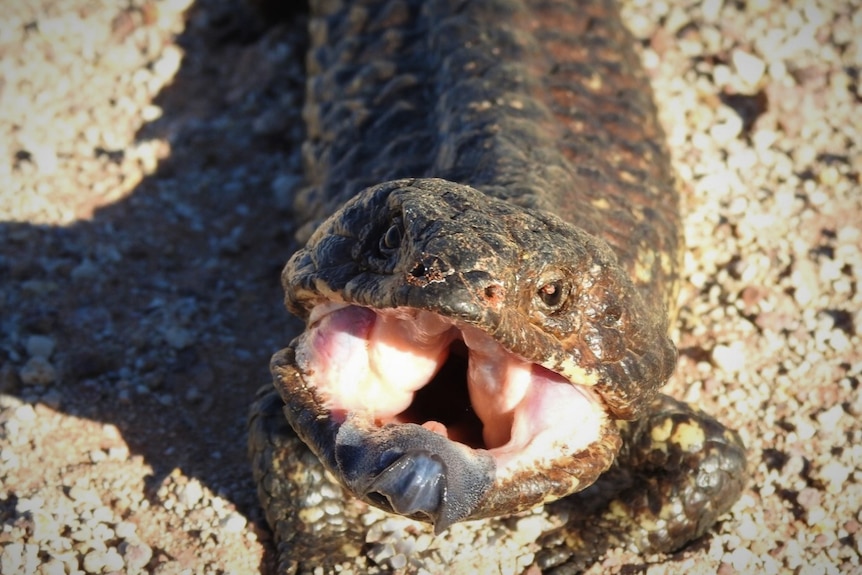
left=299, top=0, right=680, bottom=315
left=248, top=0, right=746, bottom=573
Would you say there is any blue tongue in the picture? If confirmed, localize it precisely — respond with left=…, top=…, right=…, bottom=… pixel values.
left=366, top=451, right=445, bottom=519
left=334, top=422, right=495, bottom=533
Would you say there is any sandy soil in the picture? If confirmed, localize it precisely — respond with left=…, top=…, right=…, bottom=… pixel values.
left=0, top=0, right=859, bottom=573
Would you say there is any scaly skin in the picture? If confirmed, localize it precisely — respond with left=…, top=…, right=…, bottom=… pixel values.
left=248, top=0, right=747, bottom=572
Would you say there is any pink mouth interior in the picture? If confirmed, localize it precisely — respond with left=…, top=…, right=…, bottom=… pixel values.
left=294, top=303, right=606, bottom=477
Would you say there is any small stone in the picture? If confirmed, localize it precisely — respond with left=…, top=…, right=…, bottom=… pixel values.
left=816, top=404, right=845, bottom=432
left=83, top=549, right=107, bottom=573
left=1, top=543, right=24, bottom=574
left=30, top=144, right=59, bottom=174
left=798, top=487, right=821, bottom=510
left=710, top=113, right=743, bottom=143
left=141, top=104, right=163, bottom=122
left=25, top=335, right=56, bottom=358
left=220, top=512, right=247, bottom=533
left=38, top=557, right=66, bottom=575
left=102, top=547, right=125, bottom=572
left=817, top=165, right=840, bottom=186
left=89, top=449, right=107, bottom=463
left=795, top=419, right=816, bottom=441
left=624, top=13, right=655, bottom=40
left=162, top=325, right=193, bottom=349
left=729, top=546, right=756, bottom=571
left=732, top=49, right=766, bottom=87
left=701, top=0, right=723, bottom=22
left=115, top=521, right=138, bottom=539
left=737, top=516, right=759, bottom=540
left=121, top=541, right=153, bottom=571
left=108, top=446, right=130, bottom=460
left=805, top=506, right=827, bottom=527
left=713, top=64, right=732, bottom=87
left=820, top=461, right=851, bottom=493
left=68, top=484, right=102, bottom=507
left=368, top=542, right=396, bottom=565
left=790, top=260, right=819, bottom=306
left=512, top=514, right=545, bottom=545
left=71, top=259, right=99, bottom=281
left=178, top=479, right=204, bottom=508
left=93, top=505, right=114, bottom=537
left=153, top=45, right=182, bottom=81
left=19, top=356, right=57, bottom=385
left=30, top=510, right=59, bottom=543
left=712, top=343, right=746, bottom=373
left=13, top=403, right=37, bottom=423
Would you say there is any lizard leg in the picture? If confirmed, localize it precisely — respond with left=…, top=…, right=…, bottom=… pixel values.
left=248, top=386, right=366, bottom=575
left=535, top=394, right=747, bottom=573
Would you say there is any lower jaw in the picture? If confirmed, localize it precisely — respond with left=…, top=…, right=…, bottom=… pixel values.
left=274, top=341, right=622, bottom=525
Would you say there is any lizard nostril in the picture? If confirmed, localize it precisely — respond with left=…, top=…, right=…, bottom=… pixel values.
left=406, top=256, right=451, bottom=286
left=410, top=262, right=427, bottom=278
left=483, top=283, right=505, bottom=304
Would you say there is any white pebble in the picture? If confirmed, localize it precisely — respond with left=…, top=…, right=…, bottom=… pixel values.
left=512, top=514, right=545, bottom=545
left=701, top=0, right=723, bottom=22
left=178, top=479, right=204, bottom=508
left=153, top=45, right=182, bottom=81
left=796, top=419, right=816, bottom=441
left=710, top=113, right=743, bottom=143
left=732, top=49, right=766, bottom=87
left=141, top=104, right=163, bottom=122
left=790, top=260, right=819, bottom=307
left=122, top=541, right=153, bottom=571
left=102, top=547, right=125, bottom=572
left=712, top=342, right=746, bottom=373
left=13, top=404, right=37, bottom=422
left=114, top=521, right=138, bottom=539
left=38, top=557, right=66, bottom=575
left=82, top=549, right=107, bottom=573
left=30, top=144, right=59, bottom=174
left=820, top=461, right=851, bottom=493
left=220, top=512, right=247, bottom=533
left=816, top=404, right=845, bottom=432
left=0, top=543, right=24, bottom=574
left=729, top=546, right=756, bottom=571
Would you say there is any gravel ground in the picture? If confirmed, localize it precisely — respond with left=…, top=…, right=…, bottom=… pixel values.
left=0, top=0, right=859, bottom=574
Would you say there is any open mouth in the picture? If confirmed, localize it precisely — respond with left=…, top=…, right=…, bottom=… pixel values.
left=292, top=301, right=607, bottom=480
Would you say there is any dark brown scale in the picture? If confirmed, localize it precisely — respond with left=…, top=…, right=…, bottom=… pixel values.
left=248, top=0, right=747, bottom=572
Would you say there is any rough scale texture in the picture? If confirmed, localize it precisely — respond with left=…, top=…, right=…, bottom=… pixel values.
left=3, top=0, right=860, bottom=574
left=249, top=0, right=746, bottom=573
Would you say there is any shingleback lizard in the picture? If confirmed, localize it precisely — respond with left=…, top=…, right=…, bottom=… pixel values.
left=247, top=0, right=748, bottom=572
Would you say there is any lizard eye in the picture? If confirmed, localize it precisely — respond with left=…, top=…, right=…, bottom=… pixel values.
left=535, top=270, right=570, bottom=313
left=379, top=216, right=403, bottom=254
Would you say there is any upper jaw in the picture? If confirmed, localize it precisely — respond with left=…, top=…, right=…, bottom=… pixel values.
left=283, top=178, right=676, bottom=419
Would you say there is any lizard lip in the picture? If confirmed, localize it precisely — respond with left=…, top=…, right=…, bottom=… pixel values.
left=293, top=301, right=607, bottom=478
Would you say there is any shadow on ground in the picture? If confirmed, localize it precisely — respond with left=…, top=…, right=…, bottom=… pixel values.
left=1, top=0, right=311, bottom=569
